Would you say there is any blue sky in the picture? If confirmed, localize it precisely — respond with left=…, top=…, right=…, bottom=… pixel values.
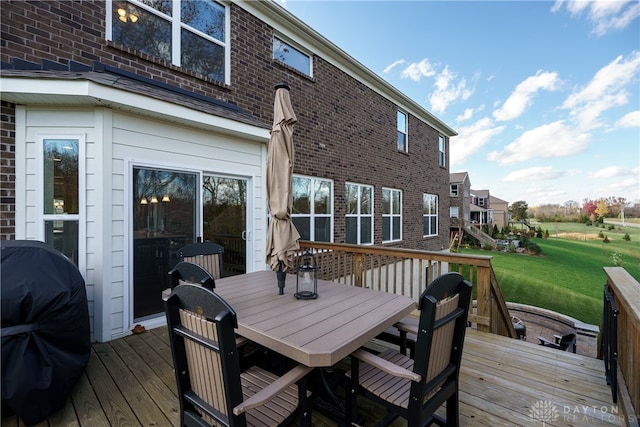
left=279, top=0, right=640, bottom=207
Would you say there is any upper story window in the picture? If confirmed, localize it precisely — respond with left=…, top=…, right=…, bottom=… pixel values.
left=450, top=184, right=459, bottom=197
left=397, top=110, right=407, bottom=152
left=382, top=188, right=402, bottom=242
left=292, top=175, right=333, bottom=242
left=273, top=36, right=312, bottom=77
left=478, top=197, right=485, bottom=207
left=438, top=134, right=446, bottom=167
left=345, top=183, right=373, bottom=245
left=423, top=193, right=438, bottom=237
left=108, top=0, right=228, bottom=83
left=450, top=207, right=459, bottom=218
left=40, top=135, right=85, bottom=267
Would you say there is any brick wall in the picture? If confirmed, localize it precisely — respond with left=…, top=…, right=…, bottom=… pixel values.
left=0, top=1, right=450, bottom=250
left=0, top=101, right=16, bottom=240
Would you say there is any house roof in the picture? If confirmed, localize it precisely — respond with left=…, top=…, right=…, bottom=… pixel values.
left=0, top=69, right=270, bottom=141
left=450, top=172, right=469, bottom=184
left=490, top=195, right=509, bottom=205
left=471, top=189, right=490, bottom=198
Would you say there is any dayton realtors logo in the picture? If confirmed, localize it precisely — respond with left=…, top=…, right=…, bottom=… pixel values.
left=529, top=400, right=637, bottom=425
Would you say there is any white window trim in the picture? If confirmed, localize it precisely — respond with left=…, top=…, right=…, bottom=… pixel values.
left=450, top=206, right=459, bottom=218
left=382, top=187, right=402, bottom=243
left=438, top=134, right=446, bottom=167
left=423, top=193, right=438, bottom=238
left=273, top=34, right=313, bottom=78
left=345, top=182, right=374, bottom=245
left=291, top=174, right=334, bottom=242
left=105, top=0, right=231, bottom=84
left=37, top=133, right=86, bottom=273
left=397, top=110, right=408, bottom=152
left=450, top=184, right=459, bottom=197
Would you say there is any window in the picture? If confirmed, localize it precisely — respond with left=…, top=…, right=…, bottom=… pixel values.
left=345, top=183, right=373, bottom=244
left=450, top=184, right=459, bottom=197
left=478, top=198, right=485, bottom=207
left=273, top=36, right=312, bottom=76
left=41, top=136, right=84, bottom=266
left=292, top=176, right=333, bottom=242
left=423, top=193, right=438, bottom=237
left=438, top=134, right=446, bottom=167
left=109, top=0, right=228, bottom=82
left=397, top=110, right=407, bottom=152
left=382, top=188, right=402, bottom=242
left=450, top=207, right=459, bottom=218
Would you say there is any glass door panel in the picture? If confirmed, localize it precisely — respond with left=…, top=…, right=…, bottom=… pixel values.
left=132, top=167, right=197, bottom=320
left=203, top=175, right=247, bottom=276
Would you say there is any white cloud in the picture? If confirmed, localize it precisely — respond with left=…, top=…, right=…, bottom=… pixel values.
left=552, top=0, right=640, bottom=36
left=429, top=66, right=472, bottom=114
left=383, top=59, right=406, bottom=75
left=615, top=110, right=640, bottom=128
left=399, top=59, right=435, bottom=81
left=456, top=108, right=474, bottom=122
left=487, top=120, right=591, bottom=165
left=561, top=51, right=640, bottom=130
left=450, top=117, right=505, bottom=166
left=503, top=166, right=565, bottom=182
left=590, top=166, right=634, bottom=178
left=493, top=70, right=560, bottom=122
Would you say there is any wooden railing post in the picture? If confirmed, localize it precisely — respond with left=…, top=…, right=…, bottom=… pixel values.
left=353, top=253, right=364, bottom=288
left=476, top=265, right=491, bottom=333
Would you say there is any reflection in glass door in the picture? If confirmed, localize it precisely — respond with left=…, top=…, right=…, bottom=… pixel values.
left=132, top=167, right=197, bottom=320
left=203, top=175, right=247, bottom=276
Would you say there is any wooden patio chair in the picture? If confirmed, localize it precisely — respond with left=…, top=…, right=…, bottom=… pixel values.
left=537, top=333, right=576, bottom=353
left=164, top=282, right=312, bottom=427
left=177, top=241, right=225, bottom=280
left=346, top=272, right=472, bottom=426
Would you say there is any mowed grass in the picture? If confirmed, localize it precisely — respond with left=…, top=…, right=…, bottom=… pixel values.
left=460, top=221, right=640, bottom=326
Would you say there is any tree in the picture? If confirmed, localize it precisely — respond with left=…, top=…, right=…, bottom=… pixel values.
left=582, top=199, right=597, bottom=219
left=595, top=199, right=609, bottom=219
left=510, top=200, right=528, bottom=221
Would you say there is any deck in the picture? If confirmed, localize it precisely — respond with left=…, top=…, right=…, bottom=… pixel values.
left=1, top=327, right=622, bottom=427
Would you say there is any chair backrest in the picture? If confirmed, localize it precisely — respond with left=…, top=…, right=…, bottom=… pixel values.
left=164, top=283, right=246, bottom=427
left=177, top=241, right=225, bottom=279
left=169, top=261, right=216, bottom=290
left=559, top=333, right=576, bottom=351
left=410, top=272, right=472, bottom=415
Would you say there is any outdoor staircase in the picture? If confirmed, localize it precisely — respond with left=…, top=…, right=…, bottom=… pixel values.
left=464, top=224, right=496, bottom=246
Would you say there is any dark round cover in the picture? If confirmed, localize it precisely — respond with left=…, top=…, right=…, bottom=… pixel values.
left=1, top=240, right=90, bottom=425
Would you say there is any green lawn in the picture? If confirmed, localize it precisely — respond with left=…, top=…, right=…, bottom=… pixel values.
left=460, top=221, right=640, bottom=326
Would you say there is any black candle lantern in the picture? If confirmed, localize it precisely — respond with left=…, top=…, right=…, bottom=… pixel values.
left=295, top=250, right=318, bottom=299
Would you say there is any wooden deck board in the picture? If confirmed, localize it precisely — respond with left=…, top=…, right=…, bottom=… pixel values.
left=2, top=327, right=622, bottom=426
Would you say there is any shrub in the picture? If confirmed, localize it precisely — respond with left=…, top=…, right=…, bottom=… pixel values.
left=482, top=242, right=494, bottom=251
left=623, top=233, right=631, bottom=241
left=525, top=242, right=542, bottom=255
left=598, top=231, right=605, bottom=238
left=608, top=224, right=615, bottom=230
left=603, top=235, right=610, bottom=243
left=611, top=251, right=622, bottom=266
left=543, top=229, right=550, bottom=239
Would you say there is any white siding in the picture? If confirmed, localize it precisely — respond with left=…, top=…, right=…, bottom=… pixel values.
left=18, top=106, right=268, bottom=342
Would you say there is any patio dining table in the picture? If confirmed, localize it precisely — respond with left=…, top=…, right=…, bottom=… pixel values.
left=213, top=270, right=416, bottom=368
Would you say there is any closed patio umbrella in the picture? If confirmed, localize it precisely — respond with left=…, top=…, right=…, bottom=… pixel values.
left=265, top=83, right=300, bottom=294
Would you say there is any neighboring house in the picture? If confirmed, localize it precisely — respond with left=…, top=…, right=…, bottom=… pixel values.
left=490, top=195, right=509, bottom=231
left=449, top=172, right=471, bottom=229
left=470, top=189, right=491, bottom=225
left=0, top=0, right=456, bottom=342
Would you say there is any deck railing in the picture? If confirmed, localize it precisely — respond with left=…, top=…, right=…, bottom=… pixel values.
left=295, top=241, right=517, bottom=338
left=603, top=267, right=640, bottom=423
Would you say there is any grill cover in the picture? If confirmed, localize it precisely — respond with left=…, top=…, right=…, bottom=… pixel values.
left=1, top=240, right=90, bottom=425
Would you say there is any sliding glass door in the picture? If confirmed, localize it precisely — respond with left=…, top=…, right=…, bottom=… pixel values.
left=132, top=167, right=197, bottom=320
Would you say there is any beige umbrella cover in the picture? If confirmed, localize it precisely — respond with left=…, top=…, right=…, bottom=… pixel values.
left=265, top=84, right=301, bottom=277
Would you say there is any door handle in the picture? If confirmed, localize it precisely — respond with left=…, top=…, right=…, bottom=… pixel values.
left=241, top=230, right=247, bottom=241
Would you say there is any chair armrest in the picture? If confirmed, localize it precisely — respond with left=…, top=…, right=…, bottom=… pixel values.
left=394, top=320, right=418, bottom=336
left=233, top=364, right=312, bottom=415
left=538, top=336, right=562, bottom=349
left=553, top=334, right=562, bottom=344
left=352, top=349, right=421, bottom=382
